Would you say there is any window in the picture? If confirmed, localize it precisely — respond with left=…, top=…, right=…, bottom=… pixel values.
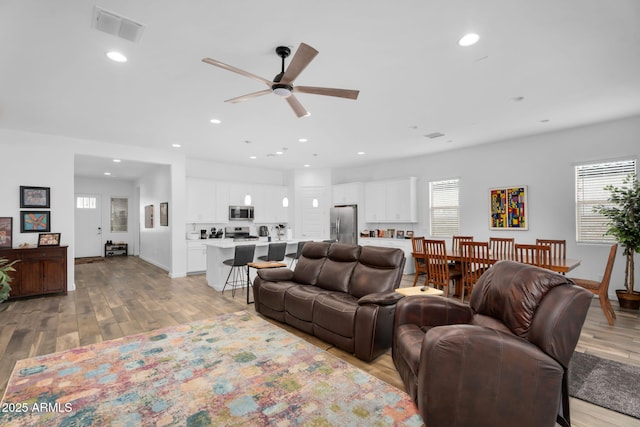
left=76, top=196, right=96, bottom=209
left=575, top=159, right=636, bottom=243
left=430, top=179, right=460, bottom=237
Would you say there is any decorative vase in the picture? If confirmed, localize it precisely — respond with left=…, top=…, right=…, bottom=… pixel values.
left=615, top=289, right=640, bottom=310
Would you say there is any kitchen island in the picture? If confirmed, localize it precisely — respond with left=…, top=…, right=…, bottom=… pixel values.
left=204, top=239, right=300, bottom=291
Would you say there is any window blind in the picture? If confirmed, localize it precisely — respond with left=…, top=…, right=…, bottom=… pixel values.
left=430, top=179, right=460, bottom=237
left=575, top=159, right=636, bottom=243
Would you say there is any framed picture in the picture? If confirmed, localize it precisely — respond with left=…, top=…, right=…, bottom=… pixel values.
left=160, top=202, right=168, bottom=226
left=20, top=211, right=50, bottom=233
left=144, top=205, right=154, bottom=228
left=20, top=186, right=50, bottom=208
left=406, top=230, right=414, bottom=238
left=110, top=197, right=128, bottom=232
left=490, top=186, right=528, bottom=230
left=38, top=232, right=61, bottom=247
left=0, top=217, right=12, bottom=249
left=396, top=230, right=405, bottom=239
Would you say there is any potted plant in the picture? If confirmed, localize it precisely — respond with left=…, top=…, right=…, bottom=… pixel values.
left=0, top=257, right=19, bottom=310
left=595, top=174, right=640, bottom=309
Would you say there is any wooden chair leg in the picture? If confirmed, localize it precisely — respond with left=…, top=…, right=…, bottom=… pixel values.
left=599, top=296, right=615, bottom=326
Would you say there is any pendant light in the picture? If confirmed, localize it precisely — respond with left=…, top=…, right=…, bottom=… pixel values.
left=244, top=194, right=252, bottom=205
left=282, top=196, right=289, bottom=207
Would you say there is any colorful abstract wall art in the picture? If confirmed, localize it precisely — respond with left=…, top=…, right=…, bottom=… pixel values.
left=490, top=186, right=528, bottom=230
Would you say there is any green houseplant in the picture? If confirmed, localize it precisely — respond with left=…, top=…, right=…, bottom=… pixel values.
left=0, top=257, right=19, bottom=308
left=595, top=174, right=640, bottom=309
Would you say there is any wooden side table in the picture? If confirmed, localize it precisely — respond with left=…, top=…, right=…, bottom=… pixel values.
left=246, top=261, right=287, bottom=304
left=395, top=286, right=444, bottom=297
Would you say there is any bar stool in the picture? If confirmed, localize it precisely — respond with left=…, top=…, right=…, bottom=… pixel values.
left=257, top=242, right=287, bottom=262
left=285, top=241, right=309, bottom=268
left=222, top=244, right=256, bottom=298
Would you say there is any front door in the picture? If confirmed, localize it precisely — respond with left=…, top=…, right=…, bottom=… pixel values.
left=74, top=193, right=102, bottom=257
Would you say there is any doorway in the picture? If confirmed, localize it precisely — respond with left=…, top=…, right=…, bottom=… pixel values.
left=74, top=193, right=103, bottom=258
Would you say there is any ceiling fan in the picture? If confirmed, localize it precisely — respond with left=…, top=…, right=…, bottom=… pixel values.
left=202, top=43, right=359, bottom=118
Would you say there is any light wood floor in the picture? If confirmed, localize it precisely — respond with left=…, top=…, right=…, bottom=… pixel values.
left=0, top=256, right=639, bottom=426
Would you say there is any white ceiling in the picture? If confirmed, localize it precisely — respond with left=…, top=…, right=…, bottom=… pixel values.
left=2, top=1, right=640, bottom=179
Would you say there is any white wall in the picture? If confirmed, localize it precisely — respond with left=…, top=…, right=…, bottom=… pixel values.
left=186, top=158, right=285, bottom=184
left=138, top=165, right=172, bottom=271
left=74, top=176, right=138, bottom=255
left=333, top=115, right=640, bottom=296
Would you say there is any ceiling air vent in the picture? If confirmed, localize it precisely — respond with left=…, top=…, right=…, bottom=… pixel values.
left=93, top=7, right=145, bottom=43
left=424, top=132, right=445, bottom=139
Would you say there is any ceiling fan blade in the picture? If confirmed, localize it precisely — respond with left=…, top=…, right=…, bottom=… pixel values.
left=294, top=86, right=360, bottom=100
left=202, top=58, right=272, bottom=86
left=280, top=43, right=319, bottom=84
left=285, top=94, right=310, bottom=118
left=225, top=89, right=272, bottom=103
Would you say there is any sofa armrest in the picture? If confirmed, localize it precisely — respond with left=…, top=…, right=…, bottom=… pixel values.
left=395, top=296, right=473, bottom=328
left=358, top=291, right=403, bottom=306
left=418, top=325, right=563, bottom=427
left=256, top=268, right=294, bottom=282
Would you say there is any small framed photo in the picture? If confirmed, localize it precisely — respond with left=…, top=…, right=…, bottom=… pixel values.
left=160, top=202, right=169, bottom=226
left=0, top=217, right=12, bottom=249
left=396, top=230, right=405, bottom=239
left=21, top=211, right=50, bottom=233
left=20, top=186, right=50, bottom=208
left=38, top=232, right=61, bottom=247
left=406, top=230, right=414, bottom=238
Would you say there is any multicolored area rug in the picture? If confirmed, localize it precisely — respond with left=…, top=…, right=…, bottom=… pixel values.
left=1, top=311, right=422, bottom=426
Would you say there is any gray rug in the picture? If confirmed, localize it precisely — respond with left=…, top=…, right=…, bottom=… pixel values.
left=569, top=352, right=640, bottom=419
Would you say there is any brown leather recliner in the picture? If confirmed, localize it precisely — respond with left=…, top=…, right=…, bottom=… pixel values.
left=393, top=260, right=592, bottom=427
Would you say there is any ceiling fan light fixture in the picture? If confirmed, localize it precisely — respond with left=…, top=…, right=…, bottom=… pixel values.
left=272, top=84, right=293, bottom=97
left=458, top=33, right=480, bottom=47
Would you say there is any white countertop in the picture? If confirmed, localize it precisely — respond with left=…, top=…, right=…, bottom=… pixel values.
left=203, top=239, right=300, bottom=249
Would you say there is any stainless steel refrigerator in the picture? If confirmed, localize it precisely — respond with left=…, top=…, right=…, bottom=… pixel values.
left=330, top=205, right=358, bottom=244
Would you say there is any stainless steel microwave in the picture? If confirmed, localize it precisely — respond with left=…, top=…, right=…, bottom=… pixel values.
left=229, top=205, right=254, bottom=221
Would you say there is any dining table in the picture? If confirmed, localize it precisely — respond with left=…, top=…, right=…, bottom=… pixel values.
left=444, top=250, right=582, bottom=297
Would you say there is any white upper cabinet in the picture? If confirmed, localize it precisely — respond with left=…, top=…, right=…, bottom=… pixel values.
left=254, top=184, right=289, bottom=223
left=228, top=183, right=254, bottom=207
left=364, top=177, right=417, bottom=223
left=332, top=182, right=363, bottom=205
left=186, top=177, right=216, bottom=223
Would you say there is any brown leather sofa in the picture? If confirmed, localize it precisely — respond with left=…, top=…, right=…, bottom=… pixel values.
left=253, top=241, right=405, bottom=362
left=393, top=260, right=592, bottom=427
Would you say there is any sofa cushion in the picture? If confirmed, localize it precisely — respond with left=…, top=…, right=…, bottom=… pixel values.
left=257, top=281, right=298, bottom=313
left=470, top=260, right=572, bottom=338
left=316, top=243, right=361, bottom=293
left=349, top=246, right=404, bottom=298
left=313, top=292, right=359, bottom=338
left=292, top=242, right=330, bottom=285
left=285, top=285, right=326, bottom=322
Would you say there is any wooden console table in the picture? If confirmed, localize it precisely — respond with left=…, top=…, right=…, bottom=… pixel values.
left=0, top=246, right=68, bottom=299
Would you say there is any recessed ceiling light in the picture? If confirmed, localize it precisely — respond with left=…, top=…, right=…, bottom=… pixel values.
left=276, top=151, right=283, bottom=155
left=104, top=172, right=111, bottom=176
left=113, top=159, right=121, bottom=163
left=304, top=164, right=310, bottom=168
left=249, top=156, right=257, bottom=159
left=210, top=118, right=221, bottom=124
left=298, top=138, right=308, bottom=142
left=171, top=143, right=181, bottom=148
left=106, top=51, right=127, bottom=62
left=458, top=33, right=479, bottom=47
left=357, top=151, right=365, bottom=155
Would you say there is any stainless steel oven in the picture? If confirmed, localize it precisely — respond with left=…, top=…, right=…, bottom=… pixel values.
left=229, top=205, right=254, bottom=221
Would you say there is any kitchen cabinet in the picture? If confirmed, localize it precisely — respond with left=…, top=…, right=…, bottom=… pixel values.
left=364, top=177, right=417, bottom=223
left=332, top=182, right=363, bottom=205
left=0, top=246, right=67, bottom=298
left=254, top=185, right=289, bottom=223
left=187, top=241, right=207, bottom=273
left=186, top=177, right=216, bottom=222
left=228, top=183, right=255, bottom=207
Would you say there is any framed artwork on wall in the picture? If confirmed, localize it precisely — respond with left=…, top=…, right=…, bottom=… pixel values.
left=20, top=186, right=50, bottom=208
left=20, top=211, right=51, bottom=233
left=490, top=186, right=528, bottom=230
left=38, top=232, right=61, bottom=247
left=144, top=205, right=154, bottom=228
left=110, top=197, right=128, bottom=232
left=0, top=217, right=12, bottom=248
left=160, top=202, right=168, bottom=226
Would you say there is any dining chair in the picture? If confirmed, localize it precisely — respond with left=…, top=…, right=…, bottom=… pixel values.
left=423, top=239, right=460, bottom=297
left=410, top=236, right=427, bottom=287
left=536, top=239, right=567, bottom=261
left=451, top=235, right=474, bottom=253
left=515, top=243, right=551, bottom=269
left=570, top=244, right=617, bottom=326
left=489, top=237, right=514, bottom=259
left=459, top=241, right=491, bottom=303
